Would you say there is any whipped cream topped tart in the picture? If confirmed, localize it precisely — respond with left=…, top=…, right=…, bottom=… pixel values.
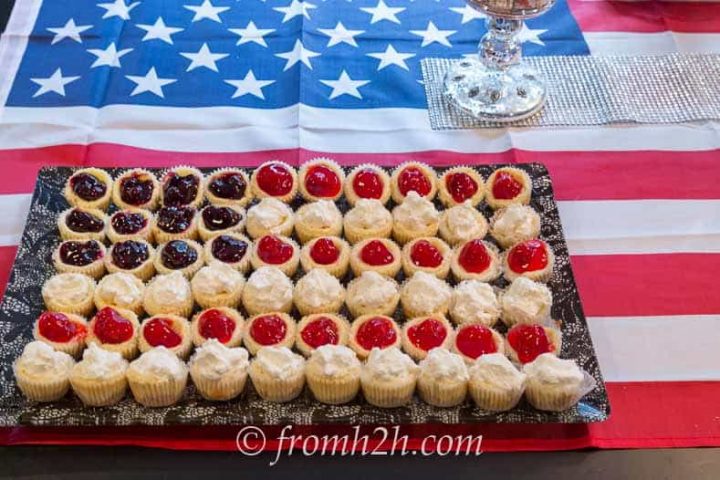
left=417, top=348, right=469, bottom=407
left=361, top=347, right=418, bottom=408
left=345, top=271, right=400, bottom=318
left=70, top=343, right=129, bottom=407
left=305, top=344, right=362, bottom=405
left=107, top=208, right=154, bottom=243
left=250, top=160, right=298, bottom=203
left=490, top=204, right=541, bottom=249
left=14, top=341, right=75, bottom=402
left=198, top=204, right=246, bottom=241
left=42, top=273, right=96, bottom=317
left=189, top=339, right=250, bottom=401
left=113, top=169, right=160, bottom=210
left=391, top=191, right=440, bottom=245
left=242, top=266, right=293, bottom=316
left=300, top=236, right=350, bottom=278
left=204, top=168, right=252, bottom=207
left=94, top=272, right=145, bottom=315
left=345, top=164, right=391, bottom=206
left=295, top=199, right=343, bottom=244
left=191, top=262, right=245, bottom=309
left=293, top=268, right=346, bottom=316
left=245, top=197, right=295, bottom=239
left=249, top=346, right=305, bottom=403
left=64, top=168, right=113, bottom=211
left=343, top=199, right=392, bottom=244
left=438, top=201, right=488, bottom=246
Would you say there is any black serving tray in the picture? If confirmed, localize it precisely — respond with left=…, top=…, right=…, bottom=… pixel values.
left=0, top=164, right=609, bottom=426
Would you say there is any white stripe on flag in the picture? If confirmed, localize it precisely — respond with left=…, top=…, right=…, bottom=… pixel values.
left=0, top=194, right=32, bottom=246
left=585, top=32, right=720, bottom=56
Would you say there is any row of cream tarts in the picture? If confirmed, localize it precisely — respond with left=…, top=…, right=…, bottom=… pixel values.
left=64, top=161, right=533, bottom=213
left=15, top=341, right=592, bottom=413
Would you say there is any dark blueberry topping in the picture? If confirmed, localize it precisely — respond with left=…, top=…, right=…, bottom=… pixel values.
left=156, top=206, right=195, bottom=234
left=163, top=171, right=200, bottom=207
left=112, top=240, right=149, bottom=270
left=111, top=211, right=148, bottom=235
left=59, top=240, right=103, bottom=266
left=211, top=235, right=248, bottom=264
left=161, top=240, right=198, bottom=269
left=208, top=172, right=247, bottom=200
left=119, top=173, right=154, bottom=206
left=70, top=173, right=106, bottom=201
left=202, top=206, right=241, bottom=231
left=65, top=209, right=104, bottom=233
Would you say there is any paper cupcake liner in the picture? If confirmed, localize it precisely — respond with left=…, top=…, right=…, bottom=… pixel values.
left=191, top=369, right=248, bottom=401
left=390, top=161, right=439, bottom=204
left=64, top=168, right=113, bottom=211
left=417, top=377, right=468, bottom=407
left=70, top=374, right=128, bottom=406
left=250, top=160, right=299, bottom=203
left=128, top=376, right=188, bottom=407
left=44, top=290, right=96, bottom=318
left=160, top=165, right=205, bottom=209
left=468, top=382, right=525, bottom=412
left=391, top=221, right=439, bottom=246
left=204, top=167, right=253, bottom=208
left=361, top=377, right=416, bottom=408
left=298, top=157, right=345, bottom=202
left=437, top=166, right=486, bottom=208
left=36, top=338, right=86, bottom=359
left=250, top=369, right=305, bottom=403
left=343, top=221, right=393, bottom=245
left=194, top=288, right=243, bottom=310
left=88, top=338, right=139, bottom=361
left=344, top=163, right=392, bottom=206
left=525, top=371, right=597, bottom=412
left=57, top=208, right=108, bottom=243
left=485, top=167, right=532, bottom=211
left=112, top=169, right=161, bottom=211
left=307, top=372, right=361, bottom=405
left=16, top=376, right=71, bottom=402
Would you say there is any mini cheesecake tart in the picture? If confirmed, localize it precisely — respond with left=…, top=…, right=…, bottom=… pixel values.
left=154, top=239, right=204, bottom=277
left=112, top=169, right=160, bottom=210
left=489, top=204, right=541, bottom=249
left=52, top=239, right=106, bottom=279
left=450, top=280, right=501, bottom=327
left=345, top=164, right=391, bottom=206
left=348, top=314, right=401, bottom=359
left=345, top=271, right=400, bottom=318
left=58, top=207, right=107, bottom=242
left=343, top=199, right=393, bottom=244
left=250, top=160, right=298, bottom=203
left=245, top=197, right=295, bottom=239
left=438, top=167, right=485, bottom=207
left=349, top=238, right=402, bottom=277
left=152, top=205, right=199, bottom=243
left=452, top=323, right=505, bottom=363
left=160, top=166, right=204, bottom=208
left=485, top=167, right=532, bottom=210
left=198, top=204, right=246, bottom=242
left=105, top=239, right=156, bottom=281
left=294, top=200, right=343, bottom=244
left=42, top=273, right=96, bottom=317
left=300, top=236, right=351, bottom=278
left=204, top=233, right=252, bottom=273
left=401, top=315, right=454, bottom=361
left=33, top=311, right=88, bottom=358
left=293, top=268, right=346, bottom=316
left=191, top=307, right=245, bottom=348
left=204, top=168, right=252, bottom=207
left=298, top=158, right=345, bottom=201
left=191, top=261, right=245, bottom=309
left=506, top=323, right=562, bottom=364
left=138, top=314, right=193, bottom=359
left=242, top=266, right=294, bottom=316
left=401, top=237, right=451, bottom=279
left=107, top=208, right=154, bottom=243
left=243, top=312, right=297, bottom=355
left=87, top=306, right=141, bottom=360
left=391, top=191, right=440, bottom=245
left=390, top=162, right=438, bottom=203
left=450, top=238, right=501, bottom=282
left=400, top=271, right=453, bottom=318
left=438, top=201, right=489, bottom=246
left=500, top=277, right=553, bottom=327
left=94, top=272, right=146, bottom=315
left=503, top=239, right=554, bottom=282
left=250, top=234, right=300, bottom=276
left=64, top=168, right=113, bottom=210
left=295, top=313, right=351, bottom=357
left=143, top=271, right=194, bottom=318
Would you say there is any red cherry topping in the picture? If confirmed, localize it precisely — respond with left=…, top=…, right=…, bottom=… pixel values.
left=93, top=307, right=134, bottom=344
left=355, top=317, right=397, bottom=351
left=397, top=166, right=431, bottom=197
left=507, top=324, right=553, bottom=364
left=407, top=318, right=447, bottom=352
left=38, top=312, right=86, bottom=343
left=257, top=235, right=294, bottom=265
left=199, top=309, right=237, bottom=344
left=310, top=238, right=340, bottom=265
left=507, top=239, right=549, bottom=274
left=446, top=172, right=478, bottom=203
left=360, top=240, right=394, bottom=266
left=143, top=318, right=182, bottom=348
left=410, top=240, right=443, bottom=268
left=455, top=324, right=498, bottom=360
left=352, top=168, right=384, bottom=199
left=304, top=164, right=341, bottom=198
left=256, top=163, right=294, bottom=197
left=458, top=239, right=491, bottom=273
left=492, top=171, right=523, bottom=200
left=300, top=316, right=340, bottom=349
left=250, top=314, right=287, bottom=346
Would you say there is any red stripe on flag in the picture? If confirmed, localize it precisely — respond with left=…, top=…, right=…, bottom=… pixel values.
left=0, top=246, right=18, bottom=300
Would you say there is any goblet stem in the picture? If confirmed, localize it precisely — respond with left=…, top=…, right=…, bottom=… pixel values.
left=480, top=17, right=523, bottom=70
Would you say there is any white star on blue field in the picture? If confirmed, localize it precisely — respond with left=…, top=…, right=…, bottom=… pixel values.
left=8, top=0, right=589, bottom=108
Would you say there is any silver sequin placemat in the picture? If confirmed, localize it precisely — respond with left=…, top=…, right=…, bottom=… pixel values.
left=422, top=54, right=720, bottom=129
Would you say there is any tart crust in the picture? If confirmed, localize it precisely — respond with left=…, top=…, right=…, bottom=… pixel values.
left=450, top=239, right=502, bottom=282
left=203, top=233, right=252, bottom=273
left=401, top=315, right=454, bottom=361
left=191, top=307, right=245, bottom=348
left=452, top=325, right=506, bottom=363
left=299, top=236, right=351, bottom=279
left=438, top=167, right=485, bottom=207
left=502, top=239, right=555, bottom=283
left=57, top=207, right=107, bottom=242
left=344, top=164, right=391, bottom=206
left=153, top=239, right=205, bottom=278
left=106, top=208, right=154, bottom=244
left=138, top=314, right=193, bottom=359
left=250, top=235, right=300, bottom=276
left=348, top=314, right=401, bottom=360
left=105, top=240, right=156, bottom=281
left=349, top=237, right=402, bottom=277
left=32, top=312, right=88, bottom=358
left=86, top=307, right=141, bottom=360
left=298, top=158, right=346, bottom=202
left=64, top=168, right=113, bottom=211
left=390, top=162, right=438, bottom=203
left=250, top=160, right=298, bottom=203
left=152, top=206, right=200, bottom=244
left=160, top=166, right=205, bottom=209
left=197, top=205, right=246, bottom=242
left=112, top=168, right=160, bottom=210
left=204, top=168, right=253, bottom=207
left=295, top=313, right=351, bottom=357
left=243, top=312, right=297, bottom=355
left=52, top=240, right=107, bottom=279
left=401, top=237, right=452, bottom=279
left=485, top=167, right=532, bottom=210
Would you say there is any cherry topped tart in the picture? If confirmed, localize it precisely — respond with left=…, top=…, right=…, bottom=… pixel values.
left=250, top=160, right=298, bottom=203
left=401, top=315, right=453, bottom=361
left=205, top=168, right=252, bottom=207
left=243, top=312, right=296, bottom=355
left=161, top=166, right=204, bottom=208
left=139, top=314, right=192, bottom=358
left=250, top=234, right=299, bottom=276
left=295, top=313, right=350, bottom=357
left=33, top=311, right=88, bottom=357
left=345, top=164, right=391, bottom=205
left=453, top=324, right=505, bottom=363
left=390, top=162, right=438, bottom=203
left=53, top=239, right=106, bottom=279
left=439, top=167, right=485, bottom=207
left=58, top=207, right=107, bottom=242
left=504, top=238, right=554, bottom=283
left=298, top=158, right=345, bottom=201
left=506, top=323, right=561, bottom=364
left=198, top=204, right=245, bottom=241
left=153, top=205, right=198, bottom=243
left=485, top=167, right=532, bottom=210
left=106, top=239, right=155, bottom=281
left=155, top=239, right=203, bottom=277
left=191, top=307, right=244, bottom=347
left=107, top=208, right=153, bottom=243
left=87, top=306, right=140, bottom=359
left=64, top=168, right=113, bottom=210
left=300, top=236, right=350, bottom=278
left=349, top=314, right=401, bottom=359
left=350, top=237, right=402, bottom=277
left=401, top=237, right=452, bottom=279
left=112, top=169, right=160, bottom=210
left=204, top=233, right=251, bottom=272
left=451, top=238, right=501, bottom=282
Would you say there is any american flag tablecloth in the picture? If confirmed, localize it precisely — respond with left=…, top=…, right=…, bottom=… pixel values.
left=0, top=0, right=719, bottom=451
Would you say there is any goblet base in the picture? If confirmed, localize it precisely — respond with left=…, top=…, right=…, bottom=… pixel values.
left=443, top=58, right=546, bottom=122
